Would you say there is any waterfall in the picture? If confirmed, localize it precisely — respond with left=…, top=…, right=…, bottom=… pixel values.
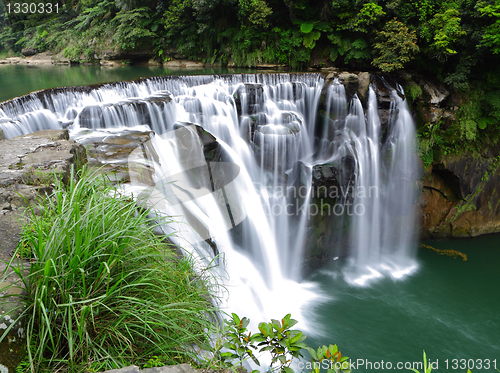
left=0, top=73, right=420, bottom=328
left=342, top=86, right=419, bottom=285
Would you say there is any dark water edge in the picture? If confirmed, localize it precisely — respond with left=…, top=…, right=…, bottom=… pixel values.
left=0, top=64, right=284, bottom=103
left=303, top=234, right=500, bottom=372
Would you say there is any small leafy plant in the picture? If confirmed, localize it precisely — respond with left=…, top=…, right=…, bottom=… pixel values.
left=218, top=314, right=262, bottom=367
left=206, top=313, right=349, bottom=373
left=306, top=344, right=352, bottom=373
left=257, top=314, right=308, bottom=373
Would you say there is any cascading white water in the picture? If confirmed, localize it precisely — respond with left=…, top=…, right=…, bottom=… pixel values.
left=0, top=73, right=420, bottom=335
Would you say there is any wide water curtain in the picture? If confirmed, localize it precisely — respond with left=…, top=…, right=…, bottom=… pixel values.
left=0, top=74, right=420, bottom=321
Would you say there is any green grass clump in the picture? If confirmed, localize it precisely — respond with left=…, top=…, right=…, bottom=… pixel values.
left=3, top=167, right=217, bottom=372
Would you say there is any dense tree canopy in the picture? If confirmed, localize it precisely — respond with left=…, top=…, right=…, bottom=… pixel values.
left=1, top=0, right=500, bottom=86
left=3, top=1, right=500, bottom=171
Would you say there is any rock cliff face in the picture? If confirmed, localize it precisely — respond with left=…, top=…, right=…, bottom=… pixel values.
left=418, top=153, right=500, bottom=238
left=398, top=73, right=500, bottom=238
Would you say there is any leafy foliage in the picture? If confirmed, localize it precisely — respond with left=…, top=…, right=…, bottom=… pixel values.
left=218, top=314, right=262, bottom=366
left=239, top=0, right=273, bottom=27
left=372, top=19, right=419, bottom=72
left=477, top=1, right=500, bottom=54
left=112, top=7, right=158, bottom=50
left=328, top=34, right=370, bottom=64
left=457, top=88, right=484, bottom=141
left=2, top=167, right=217, bottom=372
left=206, top=313, right=349, bottom=373
left=0, top=0, right=499, bottom=81
left=422, top=9, right=466, bottom=59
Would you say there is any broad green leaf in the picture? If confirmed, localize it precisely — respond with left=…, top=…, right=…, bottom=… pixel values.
left=301, top=22, right=314, bottom=34
left=232, top=313, right=240, bottom=325
left=258, top=322, right=268, bottom=337
left=289, top=331, right=303, bottom=344
left=220, top=352, right=238, bottom=358
left=303, top=30, right=321, bottom=48
left=306, top=346, right=318, bottom=360
left=293, top=342, right=308, bottom=349
left=283, top=313, right=291, bottom=326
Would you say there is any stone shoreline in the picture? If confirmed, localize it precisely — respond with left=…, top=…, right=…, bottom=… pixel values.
left=0, top=51, right=302, bottom=69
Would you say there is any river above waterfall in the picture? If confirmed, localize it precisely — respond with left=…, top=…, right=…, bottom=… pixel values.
left=0, top=67, right=498, bottom=372
left=0, top=64, right=276, bottom=103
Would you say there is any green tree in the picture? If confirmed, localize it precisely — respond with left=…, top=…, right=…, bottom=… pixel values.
left=350, top=2, right=386, bottom=32
left=372, top=18, right=419, bottom=72
left=477, top=1, right=500, bottom=54
left=238, top=0, right=273, bottom=27
left=112, top=7, right=158, bottom=50
left=421, top=8, right=466, bottom=59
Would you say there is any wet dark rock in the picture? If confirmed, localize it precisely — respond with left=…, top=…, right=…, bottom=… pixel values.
left=21, top=48, right=38, bottom=56
left=337, top=72, right=359, bottom=102
left=79, top=105, right=104, bottom=128
left=239, top=115, right=260, bottom=143
left=312, top=164, right=341, bottom=199
left=357, top=72, right=370, bottom=101
left=173, top=122, right=221, bottom=161
left=78, top=128, right=153, bottom=184
left=295, top=154, right=357, bottom=270
left=233, top=83, right=264, bottom=116
left=99, top=49, right=154, bottom=62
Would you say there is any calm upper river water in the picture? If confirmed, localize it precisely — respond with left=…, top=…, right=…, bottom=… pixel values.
left=0, top=63, right=267, bottom=103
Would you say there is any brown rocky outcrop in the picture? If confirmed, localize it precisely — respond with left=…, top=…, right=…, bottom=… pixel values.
left=418, top=152, right=500, bottom=238
left=396, top=72, right=500, bottom=238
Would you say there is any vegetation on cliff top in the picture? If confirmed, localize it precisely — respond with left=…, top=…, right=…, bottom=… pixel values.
left=3, top=0, right=500, bottom=167
left=1, top=0, right=500, bottom=85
